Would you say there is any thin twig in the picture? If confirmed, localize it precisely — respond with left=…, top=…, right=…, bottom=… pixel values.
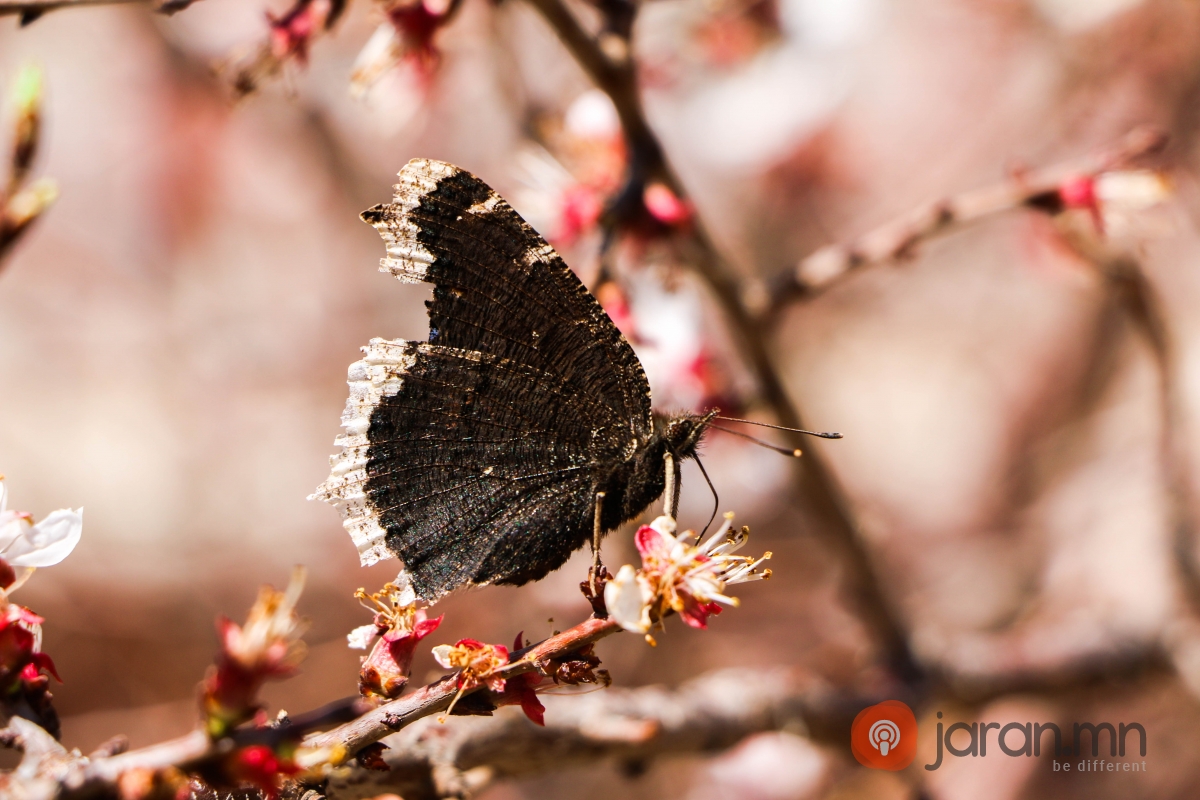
left=303, top=616, right=621, bottom=756
left=777, top=126, right=1167, bottom=304
left=0, top=0, right=195, bottom=19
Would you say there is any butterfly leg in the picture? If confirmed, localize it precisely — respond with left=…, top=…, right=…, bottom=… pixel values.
left=582, top=491, right=614, bottom=616
left=588, top=491, right=606, bottom=600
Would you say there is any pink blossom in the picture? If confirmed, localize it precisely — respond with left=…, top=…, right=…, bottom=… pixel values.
left=350, top=0, right=460, bottom=95
left=492, top=632, right=545, bottom=725
left=605, top=514, right=771, bottom=642
left=268, top=0, right=339, bottom=63
left=0, top=479, right=75, bottom=732
left=432, top=638, right=509, bottom=693
left=350, top=576, right=443, bottom=701
left=431, top=636, right=511, bottom=721
left=387, top=0, right=447, bottom=71
left=0, top=601, right=58, bottom=693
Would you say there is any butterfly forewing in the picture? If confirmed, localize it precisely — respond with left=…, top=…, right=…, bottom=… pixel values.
left=362, top=160, right=650, bottom=436
left=314, top=159, right=654, bottom=599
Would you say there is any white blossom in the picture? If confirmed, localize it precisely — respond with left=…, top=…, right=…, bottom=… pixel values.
left=0, top=478, right=83, bottom=569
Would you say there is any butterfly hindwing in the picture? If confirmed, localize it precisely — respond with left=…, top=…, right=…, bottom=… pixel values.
left=315, top=338, right=610, bottom=597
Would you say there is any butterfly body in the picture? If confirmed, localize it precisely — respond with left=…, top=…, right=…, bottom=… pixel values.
left=313, top=159, right=710, bottom=600
left=595, top=411, right=712, bottom=531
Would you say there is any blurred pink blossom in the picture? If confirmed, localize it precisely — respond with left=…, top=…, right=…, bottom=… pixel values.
left=202, top=567, right=307, bottom=737
left=227, top=743, right=300, bottom=799
left=268, top=0, right=340, bottom=63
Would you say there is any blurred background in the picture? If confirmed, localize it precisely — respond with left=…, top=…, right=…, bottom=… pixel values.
left=2, top=0, right=1200, bottom=797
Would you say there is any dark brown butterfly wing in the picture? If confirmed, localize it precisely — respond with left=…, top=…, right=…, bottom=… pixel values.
left=313, top=160, right=654, bottom=599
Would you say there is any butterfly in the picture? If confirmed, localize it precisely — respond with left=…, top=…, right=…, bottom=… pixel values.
left=311, top=159, right=713, bottom=601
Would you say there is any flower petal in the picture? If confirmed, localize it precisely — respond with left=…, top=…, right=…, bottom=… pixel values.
left=347, top=624, right=380, bottom=650
left=605, top=564, right=651, bottom=634
left=350, top=22, right=401, bottom=96
left=29, top=651, right=61, bottom=682
left=679, top=599, right=722, bottom=630
left=0, top=516, right=26, bottom=554
left=411, top=613, right=443, bottom=640
left=518, top=686, right=545, bottom=726
left=634, top=525, right=673, bottom=559
left=4, top=508, right=82, bottom=567
left=431, top=644, right=454, bottom=669
left=648, top=515, right=676, bottom=537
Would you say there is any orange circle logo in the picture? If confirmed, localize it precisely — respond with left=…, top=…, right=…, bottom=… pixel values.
left=850, top=700, right=918, bottom=770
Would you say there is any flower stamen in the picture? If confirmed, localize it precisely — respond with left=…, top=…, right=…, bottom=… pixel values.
left=604, top=511, right=772, bottom=638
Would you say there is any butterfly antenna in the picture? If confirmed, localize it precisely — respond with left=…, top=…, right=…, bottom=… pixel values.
left=710, top=425, right=804, bottom=458
left=663, top=452, right=678, bottom=518
left=714, top=416, right=843, bottom=439
left=695, top=455, right=719, bottom=538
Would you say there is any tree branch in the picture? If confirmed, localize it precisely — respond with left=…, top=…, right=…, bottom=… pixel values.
left=6, top=616, right=620, bottom=799
left=520, top=0, right=921, bottom=683
left=326, top=667, right=864, bottom=800
left=775, top=126, right=1167, bottom=305
left=0, top=0, right=197, bottom=20
left=1057, top=233, right=1200, bottom=691
left=303, top=616, right=621, bottom=756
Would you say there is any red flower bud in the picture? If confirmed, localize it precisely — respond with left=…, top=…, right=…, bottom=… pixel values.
left=358, top=612, right=442, bottom=701
left=228, top=744, right=299, bottom=799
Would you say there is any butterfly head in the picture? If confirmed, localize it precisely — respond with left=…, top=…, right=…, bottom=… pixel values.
left=660, top=409, right=717, bottom=459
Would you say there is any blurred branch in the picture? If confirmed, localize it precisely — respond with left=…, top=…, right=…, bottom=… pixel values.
left=1100, top=259, right=1200, bottom=682
left=324, top=667, right=868, bottom=800
left=1061, top=234, right=1200, bottom=685
left=522, top=0, right=921, bottom=684
left=0, top=0, right=197, bottom=22
left=0, top=65, right=56, bottom=268
left=772, top=126, right=1168, bottom=307
left=5, top=663, right=876, bottom=800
